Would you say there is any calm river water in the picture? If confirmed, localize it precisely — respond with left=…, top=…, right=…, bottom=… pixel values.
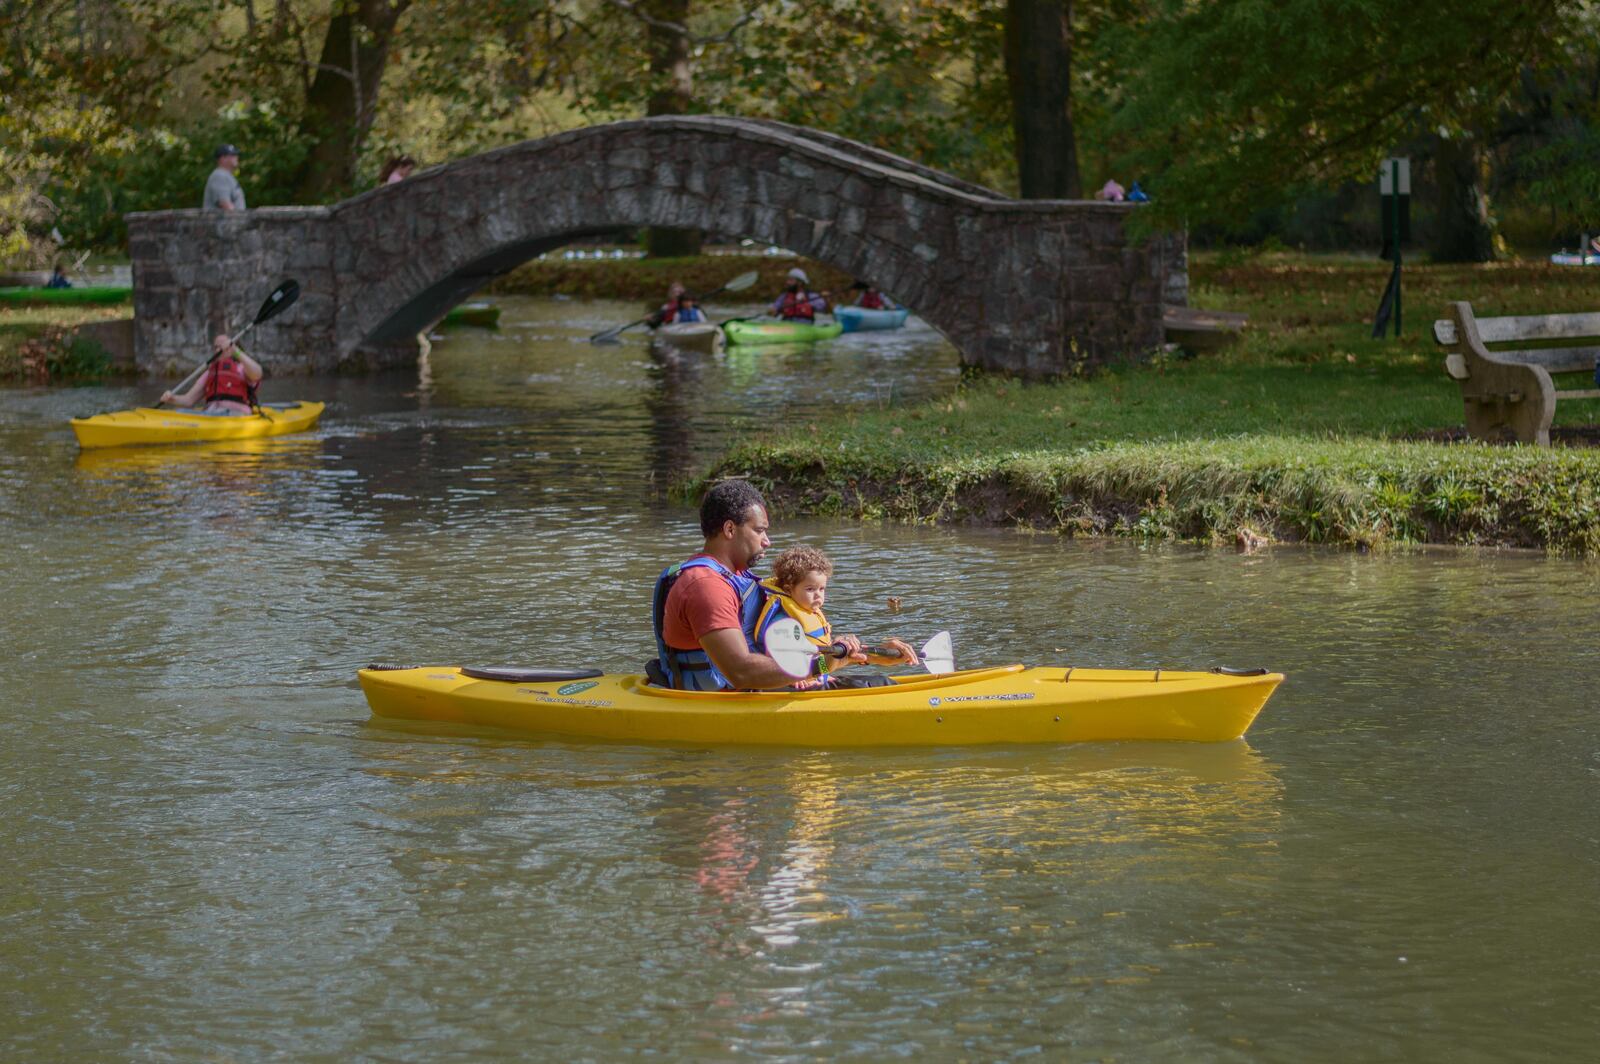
left=2, top=296, right=1597, bottom=1060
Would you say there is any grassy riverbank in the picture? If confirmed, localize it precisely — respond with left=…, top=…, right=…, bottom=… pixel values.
left=0, top=303, right=131, bottom=383
left=704, top=253, right=1600, bottom=552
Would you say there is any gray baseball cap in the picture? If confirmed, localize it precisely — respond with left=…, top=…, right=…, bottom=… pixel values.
left=215, top=144, right=241, bottom=159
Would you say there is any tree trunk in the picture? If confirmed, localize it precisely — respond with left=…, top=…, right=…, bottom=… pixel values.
left=1429, top=134, right=1499, bottom=263
left=1004, top=0, right=1080, bottom=199
left=291, top=0, right=408, bottom=203
left=643, top=0, right=701, bottom=258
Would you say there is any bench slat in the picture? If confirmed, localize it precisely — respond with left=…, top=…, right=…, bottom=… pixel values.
left=1555, top=389, right=1600, bottom=399
left=1435, top=312, right=1600, bottom=346
left=1491, top=347, right=1600, bottom=375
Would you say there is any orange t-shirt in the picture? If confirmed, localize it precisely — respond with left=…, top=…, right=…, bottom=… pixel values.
left=660, top=558, right=744, bottom=650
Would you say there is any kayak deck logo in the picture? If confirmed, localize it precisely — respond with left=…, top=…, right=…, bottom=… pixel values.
left=558, top=680, right=600, bottom=696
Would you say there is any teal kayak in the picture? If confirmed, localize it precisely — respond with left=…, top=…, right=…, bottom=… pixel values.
left=836, top=306, right=909, bottom=332
left=723, top=319, right=843, bottom=345
left=0, top=285, right=132, bottom=306
left=441, top=303, right=500, bottom=327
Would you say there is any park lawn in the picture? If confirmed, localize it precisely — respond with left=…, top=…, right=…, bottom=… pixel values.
left=0, top=302, right=130, bottom=381
left=704, top=254, right=1600, bottom=552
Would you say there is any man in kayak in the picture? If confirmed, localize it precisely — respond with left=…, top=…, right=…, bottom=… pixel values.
left=651, top=479, right=915, bottom=690
left=771, top=267, right=830, bottom=320
left=159, top=335, right=263, bottom=415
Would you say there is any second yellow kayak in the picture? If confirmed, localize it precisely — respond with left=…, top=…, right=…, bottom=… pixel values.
left=70, top=401, right=325, bottom=449
left=360, top=663, right=1283, bottom=747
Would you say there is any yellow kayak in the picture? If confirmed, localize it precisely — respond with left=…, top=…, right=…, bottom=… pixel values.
left=359, top=663, right=1283, bottom=747
left=70, top=401, right=324, bottom=449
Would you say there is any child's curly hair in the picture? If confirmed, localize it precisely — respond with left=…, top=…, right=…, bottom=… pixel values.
left=772, top=544, right=833, bottom=590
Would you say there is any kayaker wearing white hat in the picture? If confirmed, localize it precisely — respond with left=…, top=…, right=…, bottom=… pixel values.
left=770, top=266, right=831, bottom=321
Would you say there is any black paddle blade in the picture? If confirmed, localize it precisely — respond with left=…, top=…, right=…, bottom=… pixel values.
left=255, top=279, right=300, bottom=324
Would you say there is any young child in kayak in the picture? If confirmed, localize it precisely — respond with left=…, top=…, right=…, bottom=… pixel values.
left=671, top=292, right=708, bottom=323
left=756, top=545, right=908, bottom=689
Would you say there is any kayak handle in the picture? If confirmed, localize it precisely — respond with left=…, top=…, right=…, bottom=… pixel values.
left=1210, top=666, right=1270, bottom=676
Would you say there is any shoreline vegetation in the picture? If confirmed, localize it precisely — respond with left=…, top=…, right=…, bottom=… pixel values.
left=0, top=303, right=132, bottom=383
left=700, top=252, right=1600, bottom=554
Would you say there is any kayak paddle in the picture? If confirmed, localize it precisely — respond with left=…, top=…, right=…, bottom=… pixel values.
left=764, top=618, right=955, bottom=679
left=158, top=279, right=300, bottom=407
left=589, top=270, right=759, bottom=345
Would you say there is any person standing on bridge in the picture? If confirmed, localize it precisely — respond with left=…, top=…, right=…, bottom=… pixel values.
left=771, top=267, right=829, bottom=320
left=203, top=145, right=246, bottom=211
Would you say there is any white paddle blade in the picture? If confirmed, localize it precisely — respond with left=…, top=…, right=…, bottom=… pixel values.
left=763, top=618, right=817, bottom=679
left=724, top=270, right=760, bottom=293
left=920, top=630, right=955, bottom=675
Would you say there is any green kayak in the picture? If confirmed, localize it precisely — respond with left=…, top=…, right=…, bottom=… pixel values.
left=723, top=319, right=843, bottom=346
left=0, top=285, right=132, bottom=306
left=441, top=303, right=501, bottom=327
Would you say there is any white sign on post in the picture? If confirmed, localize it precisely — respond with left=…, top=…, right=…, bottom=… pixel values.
left=1379, top=157, right=1411, bottom=195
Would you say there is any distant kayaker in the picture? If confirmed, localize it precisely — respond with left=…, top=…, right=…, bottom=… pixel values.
left=755, top=545, right=905, bottom=689
left=45, top=263, right=72, bottom=289
left=648, top=282, right=687, bottom=326
left=651, top=479, right=914, bottom=691
left=159, top=335, right=263, bottom=415
left=771, top=267, right=829, bottom=320
left=671, top=293, right=707, bottom=323
left=203, top=145, right=246, bottom=211
left=850, top=280, right=896, bottom=310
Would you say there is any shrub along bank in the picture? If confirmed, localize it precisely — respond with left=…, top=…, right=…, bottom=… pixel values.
left=700, top=254, right=1600, bottom=553
left=0, top=304, right=131, bottom=383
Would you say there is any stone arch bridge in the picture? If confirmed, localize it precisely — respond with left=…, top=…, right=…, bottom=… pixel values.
left=128, top=116, right=1185, bottom=378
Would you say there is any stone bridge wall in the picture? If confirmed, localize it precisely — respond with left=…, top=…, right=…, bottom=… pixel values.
left=128, top=116, right=1185, bottom=378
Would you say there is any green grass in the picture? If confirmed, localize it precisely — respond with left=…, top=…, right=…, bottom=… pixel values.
left=0, top=303, right=130, bottom=381
left=702, top=253, right=1600, bottom=552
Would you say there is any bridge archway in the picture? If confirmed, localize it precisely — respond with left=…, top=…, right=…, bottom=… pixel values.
left=129, top=116, right=1184, bottom=377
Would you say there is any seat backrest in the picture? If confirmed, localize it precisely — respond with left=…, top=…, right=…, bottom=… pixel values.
left=1435, top=311, right=1600, bottom=346
left=1434, top=305, right=1600, bottom=374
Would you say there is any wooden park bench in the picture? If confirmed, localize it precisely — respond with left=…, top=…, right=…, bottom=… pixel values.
left=1163, top=306, right=1248, bottom=352
left=1433, top=301, right=1600, bottom=446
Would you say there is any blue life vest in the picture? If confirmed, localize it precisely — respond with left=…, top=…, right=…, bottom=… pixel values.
left=651, top=556, right=765, bottom=690
left=675, top=305, right=706, bottom=323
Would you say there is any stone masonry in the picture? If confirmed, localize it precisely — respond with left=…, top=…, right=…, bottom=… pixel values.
left=127, top=115, right=1186, bottom=378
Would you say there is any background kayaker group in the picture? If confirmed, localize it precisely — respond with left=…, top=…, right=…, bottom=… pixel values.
left=649, top=267, right=898, bottom=327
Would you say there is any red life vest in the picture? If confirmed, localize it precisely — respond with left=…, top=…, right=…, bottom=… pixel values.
left=204, top=356, right=255, bottom=406
left=857, top=291, right=888, bottom=309
left=775, top=290, right=816, bottom=321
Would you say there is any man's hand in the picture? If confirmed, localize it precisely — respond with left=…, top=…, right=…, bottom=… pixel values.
left=866, top=636, right=918, bottom=667
left=700, top=627, right=801, bottom=690
left=831, top=633, right=869, bottom=666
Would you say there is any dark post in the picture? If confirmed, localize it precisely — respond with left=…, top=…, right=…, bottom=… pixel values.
left=1390, top=158, right=1402, bottom=337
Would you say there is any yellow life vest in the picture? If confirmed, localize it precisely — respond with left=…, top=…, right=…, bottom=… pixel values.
left=756, top=577, right=833, bottom=671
